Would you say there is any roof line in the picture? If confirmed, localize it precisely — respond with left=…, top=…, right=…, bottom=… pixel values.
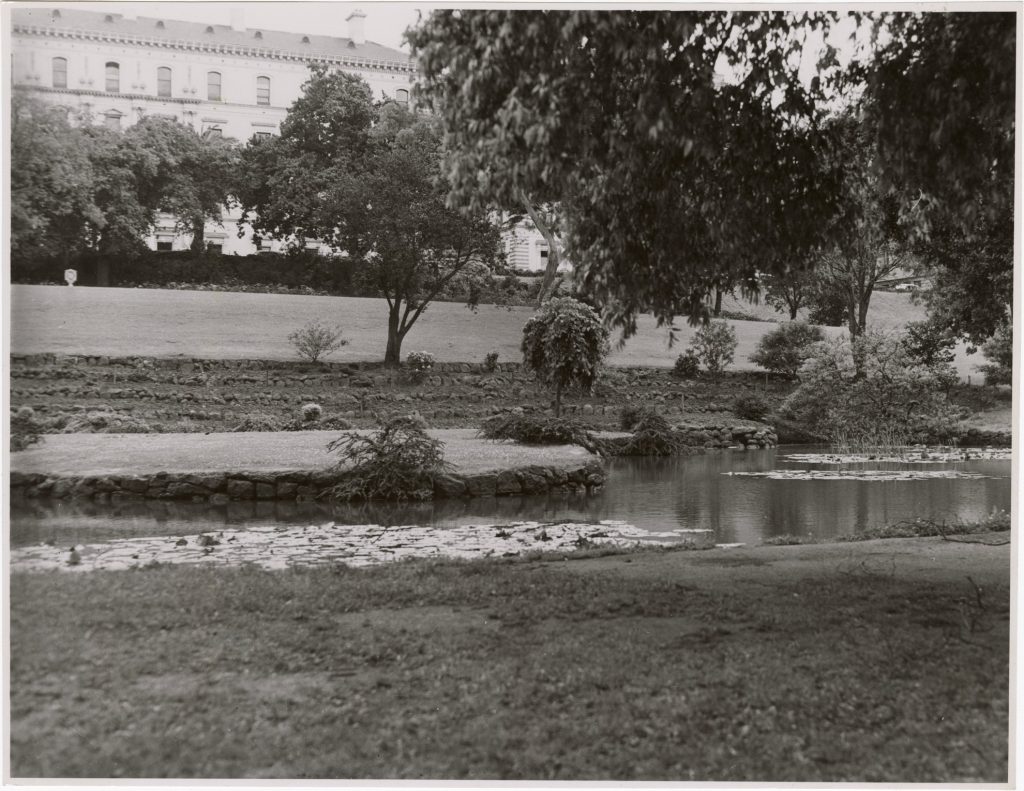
left=13, top=23, right=418, bottom=74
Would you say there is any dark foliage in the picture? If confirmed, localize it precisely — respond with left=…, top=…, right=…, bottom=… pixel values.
left=672, top=351, right=701, bottom=379
left=325, top=416, right=450, bottom=501
left=619, top=412, right=687, bottom=456
left=478, top=413, right=595, bottom=448
left=733, top=395, right=771, bottom=421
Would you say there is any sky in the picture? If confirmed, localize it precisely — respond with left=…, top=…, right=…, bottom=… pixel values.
left=48, top=2, right=427, bottom=52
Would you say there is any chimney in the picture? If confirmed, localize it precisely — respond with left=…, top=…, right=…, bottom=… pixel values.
left=229, top=6, right=245, bottom=32
left=346, top=9, right=366, bottom=46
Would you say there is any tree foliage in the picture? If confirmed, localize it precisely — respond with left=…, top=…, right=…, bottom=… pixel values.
left=123, top=117, right=239, bottom=252
left=782, top=332, right=959, bottom=449
left=687, top=320, right=738, bottom=379
left=749, top=321, right=825, bottom=378
left=978, top=320, right=1013, bottom=387
left=521, top=297, right=610, bottom=416
left=10, top=95, right=239, bottom=270
left=408, top=10, right=846, bottom=337
left=859, top=12, right=1016, bottom=237
left=237, top=69, right=503, bottom=365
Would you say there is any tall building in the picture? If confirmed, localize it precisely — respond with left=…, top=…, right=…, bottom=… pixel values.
left=9, top=5, right=416, bottom=255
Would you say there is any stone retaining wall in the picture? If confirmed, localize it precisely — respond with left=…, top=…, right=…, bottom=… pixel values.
left=9, top=460, right=606, bottom=503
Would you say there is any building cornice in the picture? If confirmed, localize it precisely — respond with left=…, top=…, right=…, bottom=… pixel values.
left=13, top=82, right=202, bottom=104
left=12, top=23, right=418, bottom=75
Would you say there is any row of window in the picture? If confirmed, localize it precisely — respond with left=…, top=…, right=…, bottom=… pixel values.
left=50, top=57, right=273, bottom=105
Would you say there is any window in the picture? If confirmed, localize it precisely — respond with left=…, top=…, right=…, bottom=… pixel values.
left=105, top=61, right=119, bottom=92
left=254, top=131, right=272, bottom=142
left=204, top=126, right=223, bottom=139
left=254, top=30, right=262, bottom=39
left=207, top=242, right=223, bottom=255
left=256, top=76, right=270, bottom=106
left=156, top=20, right=165, bottom=28
left=104, top=111, right=122, bottom=131
left=52, top=57, right=67, bottom=89
left=156, top=241, right=173, bottom=252
left=207, top=71, right=221, bottom=101
left=157, top=66, right=171, bottom=97
left=395, top=88, right=409, bottom=105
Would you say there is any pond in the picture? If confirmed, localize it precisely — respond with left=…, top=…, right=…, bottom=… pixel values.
left=10, top=445, right=1010, bottom=570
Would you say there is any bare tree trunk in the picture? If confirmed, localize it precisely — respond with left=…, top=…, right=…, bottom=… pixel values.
left=384, top=304, right=404, bottom=366
left=714, top=289, right=723, bottom=317
left=522, top=197, right=561, bottom=305
left=190, top=216, right=205, bottom=255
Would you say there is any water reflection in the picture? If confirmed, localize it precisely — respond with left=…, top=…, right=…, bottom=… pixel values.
left=9, top=446, right=1011, bottom=548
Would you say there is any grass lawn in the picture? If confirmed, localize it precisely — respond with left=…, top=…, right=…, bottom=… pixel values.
left=9, top=537, right=1008, bottom=781
left=9, top=429, right=596, bottom=478
left=10, top=285, right=982, bottom=378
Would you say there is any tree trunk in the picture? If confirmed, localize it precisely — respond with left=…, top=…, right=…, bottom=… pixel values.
left=95, top=257, right=110, bottom=288
left=789, top=303, right=799, bottom=321
left=522, top=197, right=561, bottom=305
left=713, top=289, right=723, bottom=317
left=384, top=304, right=404, bottom=366
left=554, top=380, right=562, bottom=417
left=190, top=216, right=205, bottom=255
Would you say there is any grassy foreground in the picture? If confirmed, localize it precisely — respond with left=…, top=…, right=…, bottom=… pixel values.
left=10, top=538, right=1008, bottom=781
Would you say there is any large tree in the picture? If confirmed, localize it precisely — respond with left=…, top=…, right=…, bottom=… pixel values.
left=237, top=69, right=503, bottom=365
left=859, top=12, right=1016, bottom=238
left=408, top=10, right=847, bottom=338
left=124, top=117, right=239, bottom=253
left=10, top=95, right=103, bottom=267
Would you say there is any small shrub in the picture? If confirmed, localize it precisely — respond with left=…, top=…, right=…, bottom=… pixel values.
left=672, top=350, right=701, bottom=379
left=232, top=413, right=284, bottom=432
left=733, top=394, right=770, bottom=421
left=620, top=403, right=657, bottom=431
left=11, top=406, right=43, bottom=451
left=479, top=413, right=595, bottom=447
left=326, top=415, right=451, bottom=501
left=405, top=351, right=435, bottom=383
left=620, top=412, right=686, bottom=456
left=749, top=321, right=825, bottom=378
left=484, top=351, right=500, bottom=372
left=301, top=403, right=323, bottom=423
left=288, top=321, right=348, bottom=363
left=688, top=320, right=738, bottom=378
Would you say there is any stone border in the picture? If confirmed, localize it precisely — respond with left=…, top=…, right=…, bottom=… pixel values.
left=9, top=460, right=606, bottom=503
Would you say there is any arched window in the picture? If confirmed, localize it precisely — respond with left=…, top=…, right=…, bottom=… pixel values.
left=52, top=57, right=67, bottom=89
left=256, top=76, right=270, bottom=106
left=105, top=61, right=119, bottom=92
left=103, top=110, right=122, bottom=131
left=395, top=88, right=409, bottom=105
left=207, top=71, right=221, bottom=101
left=157, top=66, right=171, bottom=98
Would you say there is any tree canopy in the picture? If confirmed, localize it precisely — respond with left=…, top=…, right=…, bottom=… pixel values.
left=408, top=10, right=847, bottom=337
left=237, top=68, right=504, bottom=365
left=858, top=12, right=1016, bottom=237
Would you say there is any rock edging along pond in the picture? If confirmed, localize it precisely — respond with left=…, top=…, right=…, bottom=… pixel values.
left=9, top=460, right=607, bottom=503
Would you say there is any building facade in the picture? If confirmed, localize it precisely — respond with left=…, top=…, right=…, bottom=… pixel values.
left=10, top=5, right=417, bottom=255
left=10, top=5, right=554, bottom=270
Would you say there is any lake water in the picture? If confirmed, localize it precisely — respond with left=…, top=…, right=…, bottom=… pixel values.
left=11, top=446, right=1010, bottom=555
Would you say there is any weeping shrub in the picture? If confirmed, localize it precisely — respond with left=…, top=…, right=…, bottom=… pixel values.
left=619, top=411, right=688, bottom=456
left=325, top=416, right=451, bottom=501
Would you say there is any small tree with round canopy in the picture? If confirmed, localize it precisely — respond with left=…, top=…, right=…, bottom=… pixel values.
left=521, top=297, right=610, bottom=417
